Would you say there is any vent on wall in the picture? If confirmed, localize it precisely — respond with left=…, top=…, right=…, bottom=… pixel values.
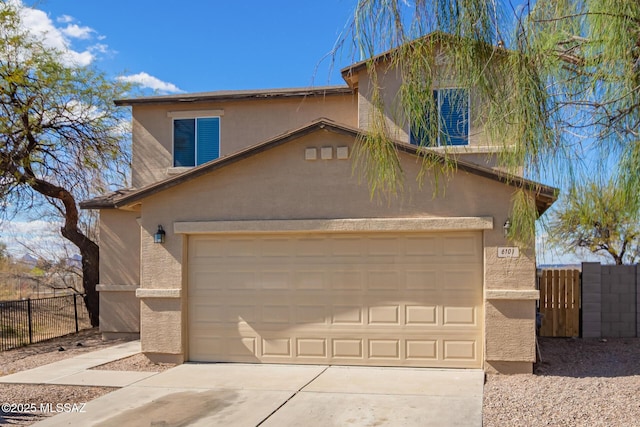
left=305, top=148, right=317, bottom=160
left=305, top=146, right=349, bottom=161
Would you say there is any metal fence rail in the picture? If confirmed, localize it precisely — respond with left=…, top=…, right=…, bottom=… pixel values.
left=0, top=294, right=92, bottom=351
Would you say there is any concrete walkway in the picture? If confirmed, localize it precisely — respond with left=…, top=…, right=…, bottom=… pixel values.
left=0, top=341, right=154, bottom=387
left=1, top=343, right=484, bottom=426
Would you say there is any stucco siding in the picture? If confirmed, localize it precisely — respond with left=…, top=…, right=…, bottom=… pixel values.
left=140, top=133, right=516, bottom=224
left=355, top=62, right=496, bottom=152
left=484, top=299, right=537, bottom=364
left=97, top=285, right=140, bottom=338
left=131, top=94, right=357, bottom=187
left=133, top=131, right=538, bottom=371
left=99, top=209, right=140, bottom=286
left=140, top=297, right=183, bottom=358
left=97, top=209, right=141, bottom=338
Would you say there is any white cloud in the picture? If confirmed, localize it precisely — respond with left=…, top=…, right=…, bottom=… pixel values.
left=3, top=220, right=55, bottom=235
left=61, top=23, right=94, bottom=40
left=64, top=50, right=95, bottom=67
left=0, top=219, right=71, bottom=258
left=91, top=43, right=110, bottom=54
left=56, top=14, right=74, bottom=24
left=118, top=72, right=184, bottom=94
left=18, top=3, right=67, bottom=51
left=6, top=0, right=106, bottom=66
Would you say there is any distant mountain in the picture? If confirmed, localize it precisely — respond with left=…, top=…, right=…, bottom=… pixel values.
left=66, top=254, right=82, bottom=268
left=19, top=253, right=38, bottom=267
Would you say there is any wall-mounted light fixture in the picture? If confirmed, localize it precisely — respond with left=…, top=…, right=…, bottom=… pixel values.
left=154, top=225, right=166, bottom=244
left=503, top=219, right=511, bottom=238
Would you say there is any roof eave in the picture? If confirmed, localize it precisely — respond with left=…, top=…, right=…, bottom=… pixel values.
left=115, top=86, right=353, bottom=107
left=340, top=32, right=449, bottom=82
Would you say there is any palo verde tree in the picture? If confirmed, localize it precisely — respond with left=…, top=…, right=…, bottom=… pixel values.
left=339, top=0, right=640, bottom=244
left=548, top=179, right=640, bottom=265
left=0, top=2, right=132, bottom=325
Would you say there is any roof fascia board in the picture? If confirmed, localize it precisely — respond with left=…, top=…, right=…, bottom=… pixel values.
left=115, top=86, right=353, bottom=107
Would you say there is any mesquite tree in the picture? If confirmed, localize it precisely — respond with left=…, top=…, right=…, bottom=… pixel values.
left=0, top=2, right=132, bottom=325
left=548, top=179, right=640, bottom=265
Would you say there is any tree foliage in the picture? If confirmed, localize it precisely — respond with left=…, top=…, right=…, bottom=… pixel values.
left=0, top=2, right=132, bottom=323
left=548, top=179, right=640, bottom=265
left=523, top=0, right=640, bottom=194
left=341, top=0, right=640, bottom=245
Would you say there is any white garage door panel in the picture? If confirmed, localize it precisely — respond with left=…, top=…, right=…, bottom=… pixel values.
left=188, top=232, right=483, bottom=368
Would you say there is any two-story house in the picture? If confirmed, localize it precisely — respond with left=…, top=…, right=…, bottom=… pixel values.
left=82, top=39, right=556, bottom=374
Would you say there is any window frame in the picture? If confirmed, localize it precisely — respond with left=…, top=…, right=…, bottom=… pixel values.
left=171, top=116, right=221, bottom=167
left=410, top=87, right=470, bottom=147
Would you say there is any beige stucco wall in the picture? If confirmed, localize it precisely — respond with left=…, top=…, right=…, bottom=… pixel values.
left=484, top=299, right=537, bottom=374
left=355, top=62, right=499, bottom=165
left=131, top=93, right=358, bottom=187
left=96, top=285, right=140, bottom=339
left=131, top=130, right=538, bottom=371
left=139, top=297, right=184, bottom=363
left=97, top=209, right=141, bottom=337
left=141, top=132, right=513, bottom=223
left=99, top=209, right=140, bottom=286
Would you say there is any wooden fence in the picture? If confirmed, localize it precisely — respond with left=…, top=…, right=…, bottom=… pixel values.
left=538, top=269, right=581, bottom=337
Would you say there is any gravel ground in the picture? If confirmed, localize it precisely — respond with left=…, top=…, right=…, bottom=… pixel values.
left=483, top=337, right=640, bottom=426
left=91, top=353, right=175, bottom=372
left=2, top=331, right=639, bottom=426
left=0, top=329, right=174, bottom=426
left=0, top=329, right=129, bottom=376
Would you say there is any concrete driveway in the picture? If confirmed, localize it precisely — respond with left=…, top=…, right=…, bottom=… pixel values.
left=34, top=363, right=483, bottom=426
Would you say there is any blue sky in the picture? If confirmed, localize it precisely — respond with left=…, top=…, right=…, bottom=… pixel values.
left=32, top=0, right=359, bottom=93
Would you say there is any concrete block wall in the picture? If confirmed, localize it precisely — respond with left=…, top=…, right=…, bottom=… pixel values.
left=602, top=265, right=637, bottom=337
left=581, top=263, right=639, bottom=338
left=581, top=263, right=602, bottom=338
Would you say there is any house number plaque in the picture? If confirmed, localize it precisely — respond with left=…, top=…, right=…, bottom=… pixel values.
left=497, top=247, right=520, bottom=258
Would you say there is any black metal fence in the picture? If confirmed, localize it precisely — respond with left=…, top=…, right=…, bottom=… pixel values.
left=0, top=294, right=92, bottom=351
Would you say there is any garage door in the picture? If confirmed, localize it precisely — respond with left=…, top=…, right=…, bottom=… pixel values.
left=188, top=231, right=483, bottom=368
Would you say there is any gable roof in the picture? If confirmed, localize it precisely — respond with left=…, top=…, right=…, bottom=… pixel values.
left=81, top=118, right=557, bottom=213
left=340, top=31, right=507, bottom=88
left=114, top=86, right=353, bottom=107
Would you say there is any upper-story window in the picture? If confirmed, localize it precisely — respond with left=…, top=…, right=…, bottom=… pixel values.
left=410, top=88, right=469, bottom=147
left=173, top=117, right=220, bottom=167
